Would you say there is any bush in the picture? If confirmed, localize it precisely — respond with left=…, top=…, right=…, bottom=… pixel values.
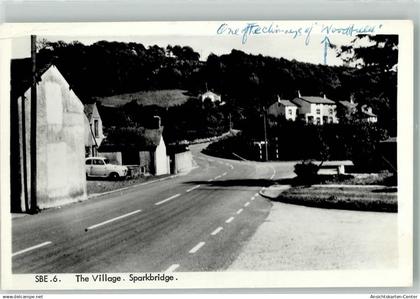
left=294, top=161, right=319, bottom=183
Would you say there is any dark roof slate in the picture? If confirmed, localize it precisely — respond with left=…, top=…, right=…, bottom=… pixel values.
left=294, top=96, right=335, bottom=104
left=99, top=127, right=163, bottom=152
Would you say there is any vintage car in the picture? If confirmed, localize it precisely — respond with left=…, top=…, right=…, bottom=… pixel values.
left=85, top=157, right=128, bottom=179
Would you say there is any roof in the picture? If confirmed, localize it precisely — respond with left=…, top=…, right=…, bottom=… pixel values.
left=380, top=137, right=397, bottom=143
left=361, top=110, right=377, bottom=117
left=10, top=58, right=53, bottom=100
left=294, top=96, right=335, bottom=105
left=99, top=127, right=163, bottom=152
left=312, top=160, right=354, bottom=166
left=202, top=91, right=220, bottom=97
left=278, top=100, right=297, bottom=107
left=339, top=100, right=358, bottom=109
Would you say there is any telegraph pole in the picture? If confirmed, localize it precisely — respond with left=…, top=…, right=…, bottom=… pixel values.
left=263, top=107, right=268, bottom=161
left=30, top=35, right=37, bottom=213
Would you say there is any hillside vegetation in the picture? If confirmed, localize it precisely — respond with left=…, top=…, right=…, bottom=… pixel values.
left=96, top=89, right=190, bottom=108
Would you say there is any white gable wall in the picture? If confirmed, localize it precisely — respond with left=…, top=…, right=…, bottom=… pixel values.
left=15, top=65, right=87, bottom=211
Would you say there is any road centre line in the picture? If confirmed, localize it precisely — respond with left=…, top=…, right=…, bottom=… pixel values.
left=155, top=194, right=181, bottom=206
left=165, top=264, right=180, bottom=272
left=244, top=202, right=250, bottom=207
left=186, top=185, right=201, bottom=192
left=208, top=178, right=214, bottom=182
left=189, top=242, right=205, bottom=254
left=254, top=193, right=259, bottom=197
left=222, top=172, right=227, bottom=176
left=236, top=208, right=243, bottom=215
left=214, top=175, right=222, bottom=180
left=12, top=241, right=52, bottom=257
left=251, top=196, right=256, bottom=201
left=211, top=227, right=223, bottom=236
left=86, top=210, right=141, bottom=231
left=226, top=217, right=235, bottom=223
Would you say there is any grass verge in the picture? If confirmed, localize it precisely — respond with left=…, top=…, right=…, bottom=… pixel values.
left=87, top=174, right=171, bottom=196
left=275, top=186, right=397, bottom=213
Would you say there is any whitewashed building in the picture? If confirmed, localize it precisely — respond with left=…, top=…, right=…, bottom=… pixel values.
left=291, top=92, right=338, bottom=125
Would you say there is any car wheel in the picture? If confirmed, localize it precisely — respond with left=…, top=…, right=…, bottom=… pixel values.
left=109, top=172, right=119, bottom=180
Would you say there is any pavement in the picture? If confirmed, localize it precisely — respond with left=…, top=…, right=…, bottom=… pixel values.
left=229, top=185, right=398, bottom=271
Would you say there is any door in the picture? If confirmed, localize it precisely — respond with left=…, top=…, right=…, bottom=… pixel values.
left=91, top=158, right=106, bottom=177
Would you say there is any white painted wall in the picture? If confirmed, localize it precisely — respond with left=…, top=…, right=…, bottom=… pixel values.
left=154, top=136, right=169, bottom=175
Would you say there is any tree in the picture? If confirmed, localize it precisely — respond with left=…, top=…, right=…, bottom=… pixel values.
left=336, top=35, right=398, bottom=136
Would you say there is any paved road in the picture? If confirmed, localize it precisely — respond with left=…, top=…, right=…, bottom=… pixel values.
left=12, top=143, right=295, bottom=273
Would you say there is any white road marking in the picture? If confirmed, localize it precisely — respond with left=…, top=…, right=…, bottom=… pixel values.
left=244, top=202, right=250, bottom=207
left=222, top=172, right=227, bottom=176
left=254, top=193, right=259, bottom=197
left=12, top=241, right=52, bottom=257
left=186, top=185, right=201, bottom=192
left=211, top=227, right=223, bottom=236
left=165, top=264, right=180, bottom=272
left=208, top=178, right=214, bottom=182
left=155, top=194, right=181, bottom=206
left=189, top=242, right=205, bottom=254
left=214, top=175, right=222, bottom=180
left=86, top=210, right=141, bottom=231
left=226, top=216, right=235, bottom=223
left=236, top=208, right=243, bottom=215
left=270, top=165, right=277, bottom=180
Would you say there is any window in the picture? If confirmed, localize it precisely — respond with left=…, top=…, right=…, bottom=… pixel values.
left=316, top=108, right=321, bottom=114
left=93, top=159, right=104, bottom=165
left=85, top=159, right=92, bottom=165
left=329, top=117, right=333, bottom=123
left=316, top=117, right=321, bottom=125
left=329, top=108, right=333, bottom=115
left=288, top=109, right=292, bottom=115
left=94, top=120, right=99, bottom=137
left=307, top=116, right=314, bottom=123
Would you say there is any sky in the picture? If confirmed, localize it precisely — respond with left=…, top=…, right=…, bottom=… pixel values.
left=11, top=33, right=357, bottom=66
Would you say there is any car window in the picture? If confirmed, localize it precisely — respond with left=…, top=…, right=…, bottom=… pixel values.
left=93, top=159, right=104, bottom=165
left=85, top=159, right=92, bottom=165
left=104, top=158, right=110, bottom=164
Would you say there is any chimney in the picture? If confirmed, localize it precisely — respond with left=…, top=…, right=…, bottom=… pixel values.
left=297, top=90, right=301, bottom=98
left=323, top=94, right=327, bottom=100
left=277, top=95, right=281, bottom=103
left=350, top=93, right=355, bottom=104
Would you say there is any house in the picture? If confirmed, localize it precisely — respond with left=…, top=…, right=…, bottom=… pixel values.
left=267, top=96, right=298, bottom=123
left=10, top=59, right=87, bottom=212
left=360, top=105, right=378, bottom=123
left=84, top=102, right=105, bottom=157
left=339, top=96, right=378, bottom=123
left=200, top=91, right=221, bottom=103
left=291, top=91, right=338, bottom=125
left=99, top=118, right=170, bottom=176
left=339, top=96, right=358, bottom=116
